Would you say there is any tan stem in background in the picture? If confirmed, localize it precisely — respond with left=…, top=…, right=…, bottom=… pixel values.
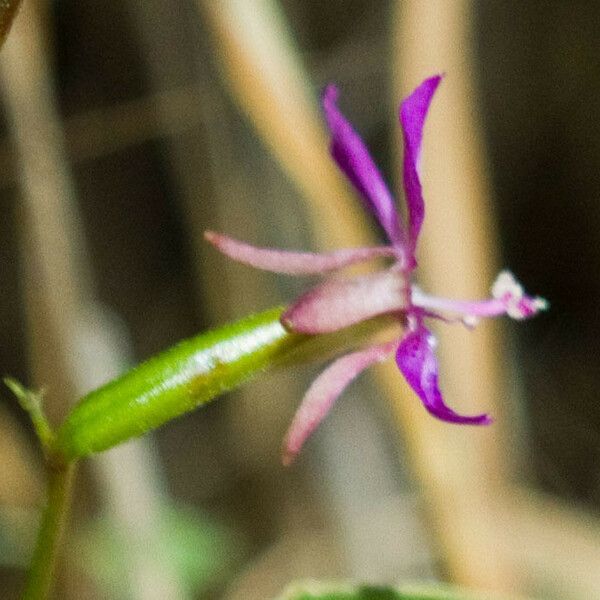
left=0, top=3, right=186, bottom=598
left=391, top=0, right=515, bottom=591
left=199, top=0, right=373, bottom=252
left=198, top=1, right=438, bottom=587
left=0, top=0, right=91, bottom=422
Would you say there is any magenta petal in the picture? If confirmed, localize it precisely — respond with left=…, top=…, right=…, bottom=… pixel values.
left=400, top=75, right=442, bottom=250
left=395, top=326, right=491, bottom=425
left=282, top=268, right=409, bottom=334
left=323, top=85, right=405, bottom=247
left=282, top=342, right=396, bottom=465
left=204, top=231, right=397, bottom=275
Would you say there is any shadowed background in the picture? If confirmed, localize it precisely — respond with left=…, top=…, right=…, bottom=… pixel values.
left=0, top=1, right=598, bottom=599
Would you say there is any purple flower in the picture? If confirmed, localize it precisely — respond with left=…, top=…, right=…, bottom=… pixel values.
left=205, top=75, right=548, bottom=465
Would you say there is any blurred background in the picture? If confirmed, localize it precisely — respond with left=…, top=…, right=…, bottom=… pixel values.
left=0, top=1, right=599, bottom=598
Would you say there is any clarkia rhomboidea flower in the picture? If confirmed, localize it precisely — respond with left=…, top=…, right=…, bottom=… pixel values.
left=205, top=75, right=547, bottom=465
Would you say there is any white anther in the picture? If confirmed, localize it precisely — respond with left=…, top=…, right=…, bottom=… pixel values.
left=462, top=315, right=480, bottom=329
left=491, top=270, right=523, bottom=301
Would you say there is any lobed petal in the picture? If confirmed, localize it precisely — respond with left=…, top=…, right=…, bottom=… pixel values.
left=204, top=231, right=397, bottom=275
left=322, top=85, right=405, bottom=248
left=400, top=75, right=442, bottom=251
left=282, top=268, right=409, bottom=334
left=395, top=325, right=491, bottom=425
left=282, top=342, right=396, bottom=465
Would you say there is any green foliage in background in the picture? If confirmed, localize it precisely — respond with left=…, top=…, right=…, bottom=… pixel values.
left=277, top=581, right=520, bottom=600
left=78, top=503, right=242, bottom=599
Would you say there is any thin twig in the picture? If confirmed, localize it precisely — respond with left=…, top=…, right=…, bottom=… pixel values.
left=198, top=0, right=373, bottom=252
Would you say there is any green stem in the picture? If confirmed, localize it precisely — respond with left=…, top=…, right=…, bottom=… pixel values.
left=22, top=460, right=76, bottom=600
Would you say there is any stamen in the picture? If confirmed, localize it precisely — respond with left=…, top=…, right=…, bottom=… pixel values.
left=411, top=287, right=506, bottom=319
left=412, top=272, right=548, bottom=321
left=491, top=270, right=549, bottom=320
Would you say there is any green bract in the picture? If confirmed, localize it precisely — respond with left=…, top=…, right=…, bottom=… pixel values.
left=54, top=303, right=394, bottom=462
left=55, top=307, right=300, bottom=460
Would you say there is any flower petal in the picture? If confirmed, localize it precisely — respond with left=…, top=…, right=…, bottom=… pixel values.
left=282, top=268, right=409, bottom=334
left=395, top=325, right=491, bottom=425
left=282, top=342, right=396, bottom=465
left=400, top=75, right=442, bottom=250
left=204, top=231, right=397, bottom=275
left=323, top=85, right=405, bottom=247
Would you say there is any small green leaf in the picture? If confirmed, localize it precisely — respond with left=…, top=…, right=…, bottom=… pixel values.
left=4, top=377, right=54, bottom=451
left=277, top=581, right=521, bottom=600
left=278, top=583, right=406, bottom=600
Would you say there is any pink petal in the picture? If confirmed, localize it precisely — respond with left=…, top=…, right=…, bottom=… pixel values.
left=400, top=76, right=442, bottom=251
left=322, top=85, right=406, bottom=248
left=395, top=325, right=492, bottom=425
left=282, top=269, right=409, bottom=334
left=282, top=342, right=396, bottom=465
left=205, top=231, right=396, bottom=275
